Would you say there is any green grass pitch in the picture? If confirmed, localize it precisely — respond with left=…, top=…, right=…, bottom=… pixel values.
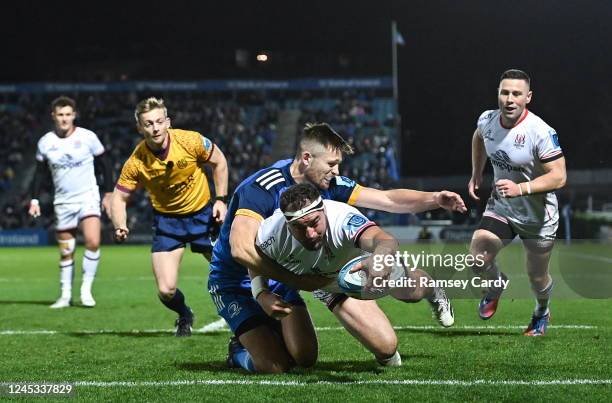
left=0, top=244, right=610, bottom=401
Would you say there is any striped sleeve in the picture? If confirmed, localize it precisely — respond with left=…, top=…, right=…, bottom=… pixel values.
left=235, top=168, right=287, bottom=220
left=537, top=128, right=563, bottom=163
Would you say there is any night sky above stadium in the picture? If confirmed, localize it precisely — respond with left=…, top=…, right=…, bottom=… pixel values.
left=4, top=0, right=611, bottom=173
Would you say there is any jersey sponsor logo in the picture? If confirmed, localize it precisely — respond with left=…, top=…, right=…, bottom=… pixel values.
left=162, top=173, right=195, bottom=195
left=513, top=133, right=526, bottom=149
left=335, top=176, right=356, bottom=187
left=343, top=213, right=367, bottom=230
left=176, top=158, right=188, bottom=169
left=259, top=235, right=275, bottom=250
left=493, top=149, right=511, bottom=163
left=490, top=150, right=523, bottom=173
left=549, top=130, right=560, bottom=148
left=50, top=154, right=83, bottom=170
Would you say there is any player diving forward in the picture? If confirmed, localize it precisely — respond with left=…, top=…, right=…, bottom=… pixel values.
left=254, top=183, right=447, bottom=368
left=208, top=122, right=466, bottom=373
left=468, top=69, right=566, bottom=336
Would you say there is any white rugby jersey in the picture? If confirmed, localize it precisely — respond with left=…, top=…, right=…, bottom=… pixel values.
left=256, top=200, right=377, bottom=292
left=477, top=109, right=563, bottom=225
left=36, top=127, right=105, bottom=204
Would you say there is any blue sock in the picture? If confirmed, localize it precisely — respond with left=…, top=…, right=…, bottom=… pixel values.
left=159, top=288, right=191, bottom=317
left=232, top=348, right=255, bottom=372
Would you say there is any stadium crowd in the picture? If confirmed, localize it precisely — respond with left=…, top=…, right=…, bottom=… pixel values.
left=0, top=89, right=401, bottom=231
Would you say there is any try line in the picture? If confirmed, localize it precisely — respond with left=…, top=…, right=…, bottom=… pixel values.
left=2, top=378, right=604, bottom=387
left=0, top=323, right=598, bottom=336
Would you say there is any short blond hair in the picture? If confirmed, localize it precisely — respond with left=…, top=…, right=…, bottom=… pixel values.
left=134, top=97, right=167, bottom=124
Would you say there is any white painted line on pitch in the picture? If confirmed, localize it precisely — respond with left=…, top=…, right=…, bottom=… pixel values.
left=0, top=324, right=598, bottom=336
left=314, top=324, right=599, bottom=331
left=55, top=378, right=612, bottom=387
left=199, top=318, right=227, bottom=332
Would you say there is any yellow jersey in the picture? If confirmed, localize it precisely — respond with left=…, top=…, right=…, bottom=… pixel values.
left=116, top=129, right=215, bottom=215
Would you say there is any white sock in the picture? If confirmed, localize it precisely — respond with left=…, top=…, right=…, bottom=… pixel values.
left=533, top=279, right=553, bottom=317
left=59, top=259, right=74, bottom=299
left=82, top=249, right=100, bottom=290
left=377, top=351, right=402, bottom=367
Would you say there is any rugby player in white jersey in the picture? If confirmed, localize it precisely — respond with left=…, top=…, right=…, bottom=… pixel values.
left=28, top=96, right=114, bottom=309
left=214, top=123, right=466, bottom=374
left=468, top=69, right=566, bottom=336
left=255, top=183, right=451, bottom=367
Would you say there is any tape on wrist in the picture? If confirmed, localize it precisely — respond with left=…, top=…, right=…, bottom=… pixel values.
left=251, top=276, right=269, bottom=300
left=526, top=182, right=532, bottom=195
left=30, top=199, right=40, bottom=206
left=518, top=183, right=523, bottom=196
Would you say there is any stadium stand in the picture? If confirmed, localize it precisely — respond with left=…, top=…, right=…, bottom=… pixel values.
left=0, top=81, right=402, bottom=236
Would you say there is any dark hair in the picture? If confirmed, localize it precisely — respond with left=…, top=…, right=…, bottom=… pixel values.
left=51, top=96, right=77, bottom=112
left=280, top=183, right=320, bottom=214
left=296, top=122, right=354, bottom=157
left=500, top=69, right=531, bottom=87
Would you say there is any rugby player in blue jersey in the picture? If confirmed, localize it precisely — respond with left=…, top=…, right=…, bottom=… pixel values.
left=208, top=123, right=466, bottom=373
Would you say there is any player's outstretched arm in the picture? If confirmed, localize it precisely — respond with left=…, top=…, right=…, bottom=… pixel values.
left=230, top=215, right=332, bottom=291
left=354, top=187, right=467, bottom=214
left=351, top=226, right=400, bottom=287
left=469, top=128, right=488, bottom=200
left=110, top=188, right=130, bottom=243
left=206, top=145, right=229, bottom=223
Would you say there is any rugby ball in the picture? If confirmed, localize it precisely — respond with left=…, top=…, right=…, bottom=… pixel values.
left=337, top=254, right=371, bottom=296
left=337, top=254, right=405, bottom=300
left=337, top=253, right=403, bottom=299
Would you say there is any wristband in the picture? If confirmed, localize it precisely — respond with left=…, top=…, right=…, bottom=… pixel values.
left=526, top=182, right=532, bottom=195
left=30, top=199, right=40, bottom=206
left=251, top=276, right=269, bottom=300
left=518, top=183, right=523, bottom=196
left=215, top=195, right=228, bottom=203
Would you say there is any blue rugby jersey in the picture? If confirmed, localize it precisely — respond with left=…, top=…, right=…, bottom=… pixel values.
left=208, top=159, right=362, bottom=287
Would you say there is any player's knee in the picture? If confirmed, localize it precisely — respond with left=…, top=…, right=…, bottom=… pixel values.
left=390, top=283, right=422, bottom=302
left=392, top=269, right=427, bottom=302
left=292, top=345, right=318, bottom=368
left=254, top=357, right=292, bottom=374
left=295, top=355, right=317, bottom=369
left=371, top=332, right=398, bottom=359
left=57, top=238, right=76, bottom=258
left=84, top=238, right=100, bottom=251
left=158, top=287, right=176, bottom=300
